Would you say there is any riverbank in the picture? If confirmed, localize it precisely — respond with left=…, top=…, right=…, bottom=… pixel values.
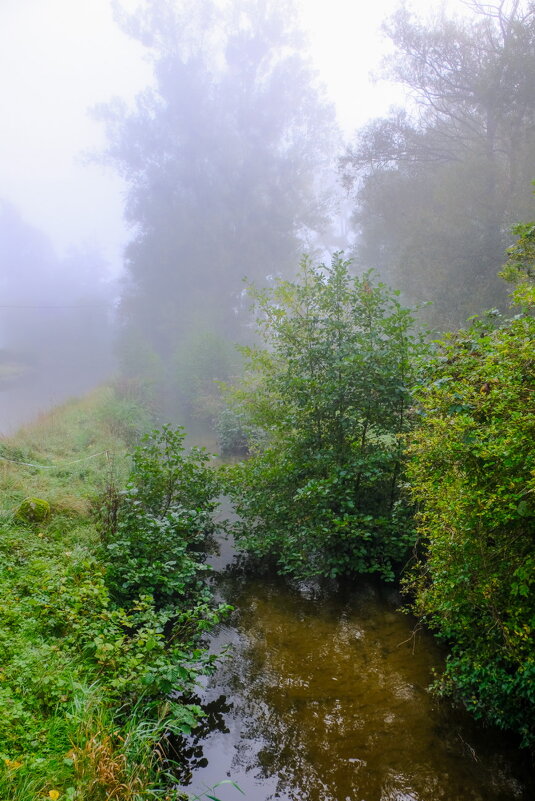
left=0, top=387, right=225, bottom=801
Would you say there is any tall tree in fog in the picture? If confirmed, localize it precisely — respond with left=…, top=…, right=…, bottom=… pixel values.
left=98, top=0, right=337, bottom=411
left=342, top=0, right=535, bottom=328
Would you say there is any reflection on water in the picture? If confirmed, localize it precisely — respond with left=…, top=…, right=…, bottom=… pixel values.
left=176, top=548, right=533, bottom=801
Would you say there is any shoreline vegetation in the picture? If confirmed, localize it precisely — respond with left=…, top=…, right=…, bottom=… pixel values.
left=0, top=387, right=230, bottom=801
left=220, top=251, right=534, bottom=753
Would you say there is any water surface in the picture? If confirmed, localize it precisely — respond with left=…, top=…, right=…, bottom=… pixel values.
left=176, top=546, right=533, bottom=801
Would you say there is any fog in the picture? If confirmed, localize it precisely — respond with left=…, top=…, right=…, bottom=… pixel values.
left=1, top=0, right=534, bottom=434
left=0, top=202, right=115, bottom=430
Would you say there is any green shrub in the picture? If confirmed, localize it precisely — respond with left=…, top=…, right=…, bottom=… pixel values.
left=216, top=408, right=250, bottom=458
left=97, top=391, right=154, bottom=446
left=406, top=306, right=535, bottom=746
left=101, top=426, right=219, bottom=606
left=224, top=255, right=423, bottom=579
left=0, top=410, right=228, bottom=800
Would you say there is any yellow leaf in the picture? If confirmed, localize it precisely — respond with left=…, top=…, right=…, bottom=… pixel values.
left=4, top=758, right=23, bottom=769
left=49, top=791, right=60, bottom=800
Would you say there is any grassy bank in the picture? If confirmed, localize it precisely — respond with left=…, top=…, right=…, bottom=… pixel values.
left=0, top=387, right=225, bottom=800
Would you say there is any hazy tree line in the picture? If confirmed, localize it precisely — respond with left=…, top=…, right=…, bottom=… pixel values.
left=3, top=0, right=535, bottom=427
left=343, top=0, right=535, bottom=328
left=99, top=0, right=535, bottom=426
left=96, top=0, right=339, bottom=424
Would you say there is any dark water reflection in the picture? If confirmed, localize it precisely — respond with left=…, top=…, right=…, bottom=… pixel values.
left=176, top=542, right=533, bottom=801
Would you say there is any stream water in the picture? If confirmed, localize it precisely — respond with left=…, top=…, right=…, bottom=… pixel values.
left=2, top=385, right=531, bottom=800
left=175, top=529, right=534, bottom=801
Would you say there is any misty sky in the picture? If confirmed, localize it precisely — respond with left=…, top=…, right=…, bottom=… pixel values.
left=0, top=0, right=468, bottom=274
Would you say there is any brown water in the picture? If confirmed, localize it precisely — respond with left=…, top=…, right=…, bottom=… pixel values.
left=175, top=538, right=534, bottom=801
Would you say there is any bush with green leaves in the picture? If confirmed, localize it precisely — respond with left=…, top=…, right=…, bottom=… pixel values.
left=216, top=408, right=250, bottom=458
left=498, top=220, right=535, bottom=307
left=224, top=255, right=423, bottom=580
left=0, top=514, right=228, bottom=799
left=101, top=425, right=219, bottom=606
left=0, top=414, right=228, bottom=799
left=406, top=298, right=535, bottom=746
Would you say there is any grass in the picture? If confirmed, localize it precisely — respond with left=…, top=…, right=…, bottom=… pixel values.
left=0, top=386, right=134, bottom=514
left=0, top=385, right=219, bottom=801
left=0, top=387, right=132, bottom=799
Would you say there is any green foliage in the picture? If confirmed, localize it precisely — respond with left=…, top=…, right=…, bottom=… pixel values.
left=120, top=425, right=217, bottom=520
left=96, top=392, right=153, bottom=447
left=499, top=220, right=535, bottom=306
left=224, top=255, right=423, bottom=579
left=102, top=426, right=219, bottom=606
left=171, top=329, right=241, bottom=429
left=215, top=408, right=249, bottom=458
left=0, top=400, right=227, bottom=799
left=406, top=304, right=535, bottom=746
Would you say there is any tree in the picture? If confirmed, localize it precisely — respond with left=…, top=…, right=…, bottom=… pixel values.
left=224, top=255, right=423, bottom=580
left=342, top=1, right=535, bottom=328
left=98, top=0, right=338, bottom=418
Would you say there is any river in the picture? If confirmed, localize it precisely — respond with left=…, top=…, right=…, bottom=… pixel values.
left=174, top=528, right=534, bottom=801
